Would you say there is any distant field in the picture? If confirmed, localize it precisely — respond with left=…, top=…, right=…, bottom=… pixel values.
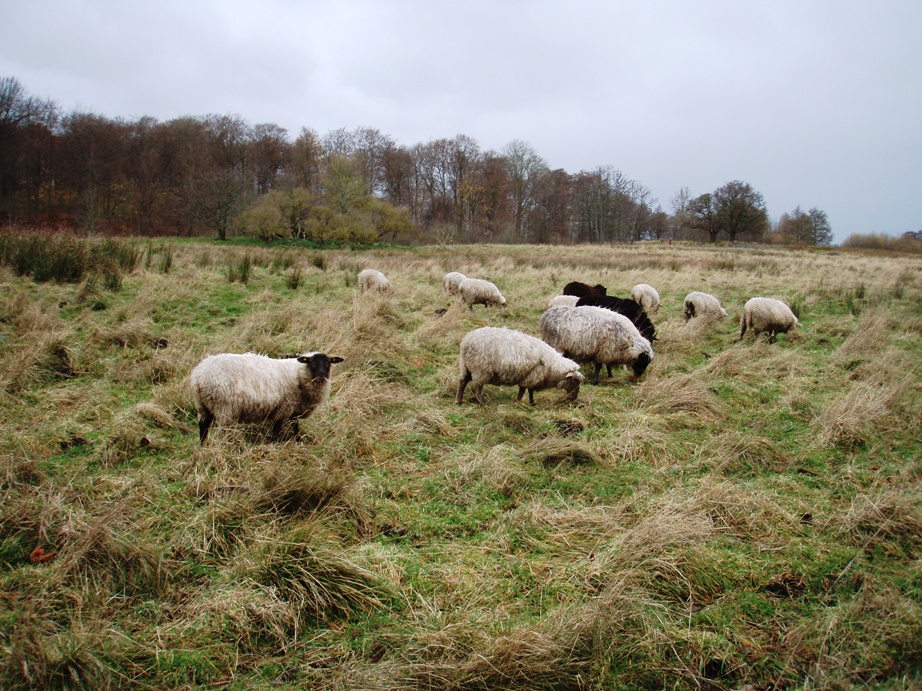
left=1, top=237, right=921, bottom=689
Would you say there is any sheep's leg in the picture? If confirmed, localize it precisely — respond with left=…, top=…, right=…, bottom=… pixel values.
left=473, top=384, right=485, bottom=404
left=528, top=388, right=536, bottom=406
left=198, top=409, right=214, bottom=445
left=456, top=371, right=472, bottom=404
left=606, top=364, right=613, bottom=378
left=591, top=363, right=603, bottom=385
left=516, top=386, right=527, bottom=403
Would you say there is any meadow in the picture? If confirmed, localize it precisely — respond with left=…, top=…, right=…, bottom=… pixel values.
left=1, top=235, right=921, bottom=690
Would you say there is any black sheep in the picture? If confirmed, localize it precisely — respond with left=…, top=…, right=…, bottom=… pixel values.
left=562, top=281, right=607, bottom=298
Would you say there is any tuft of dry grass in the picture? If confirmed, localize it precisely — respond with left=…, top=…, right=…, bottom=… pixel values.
left=525, top=439, right=601, bottom=468
left=54, top=510, right=166, bottom=595
left=813, top=379, right=904, bottom=448
left=696, top=429, right=795, bottom=474
left=635, top=372, right=723, bottom=422
left=235, top=524, right=388, bottom=623
left=835, top=489, right=922, bottom=548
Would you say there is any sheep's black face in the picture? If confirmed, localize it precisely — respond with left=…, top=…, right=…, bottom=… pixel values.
left=632, top=352, right=652, bottom=378
left=297, top=353, right=344, bottom=381
left=558, top=372, right=583, bottom=400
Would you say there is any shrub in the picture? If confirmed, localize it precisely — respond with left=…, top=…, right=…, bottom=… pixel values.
left=226, top=253, right=252, bottom=283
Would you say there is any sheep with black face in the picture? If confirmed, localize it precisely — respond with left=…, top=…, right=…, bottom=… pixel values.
left=190, top=351, right=343, bottom=444
left=540, top=305, right=653, bottom=385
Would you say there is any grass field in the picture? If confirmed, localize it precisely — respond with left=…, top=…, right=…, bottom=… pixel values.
left=1, top=236, right=921, bottom=689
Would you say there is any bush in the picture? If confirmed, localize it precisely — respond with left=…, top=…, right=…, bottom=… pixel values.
left=842, top=233, right=922, bottom=254
left=226, top=252, right=252, bottom=283
left=0, top=232, right=89, bottom=283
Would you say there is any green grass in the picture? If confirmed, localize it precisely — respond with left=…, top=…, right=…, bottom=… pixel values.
left=1, top=235, right=921, bottom=689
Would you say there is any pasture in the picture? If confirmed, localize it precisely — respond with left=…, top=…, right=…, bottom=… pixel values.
left=1, top=237, right=921, bottom=689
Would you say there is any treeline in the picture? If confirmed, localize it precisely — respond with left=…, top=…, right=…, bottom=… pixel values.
left=2, top=75, right=833, bottom=245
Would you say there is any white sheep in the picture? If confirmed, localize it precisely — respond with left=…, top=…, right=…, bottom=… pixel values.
left=443, top=271, right=467, bottom=295
left=684, top=291, right=728, bottom=320
left=630, top=283, right=660, bottom=315
left=456, top=327, right=584, bottom=405
left=540, top=305, right=653, bottom=384
left=547, top=294, right=580, bottom=308
left=190, top=351, right=344, bottom=444
left=457, top=277, right=507, bottom=309
left=359, top=269, right=391, bottom=293
left=739, top=297, right=798, bottom=343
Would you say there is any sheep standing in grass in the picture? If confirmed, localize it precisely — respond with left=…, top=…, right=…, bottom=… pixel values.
left=684, top=291, right=728, bottom=321
left=576, top=294, right=657, bottom=343
left=457, top=278, right=507, bottom=309
left=443, top=271, right=467, bottom=295
left=359, top=269, right=391, bottom=293
left=548, top=294, right=580, bottom=308
left=540, top=306, right=653, bottom=385
left=563, top=281, right=607, bottom=298
left=190, top=352, right=344, bottom=444
left=739, top=297, right=798, bottom=343
left=630, top=283, right=660, bottom=315
left=456, top=327, right=584, bottom=405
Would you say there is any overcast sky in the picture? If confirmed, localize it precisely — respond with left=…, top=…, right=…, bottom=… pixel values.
left=3, top=0, right=920, bottom=243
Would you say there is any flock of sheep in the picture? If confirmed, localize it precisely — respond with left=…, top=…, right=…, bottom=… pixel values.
left=189, top=266, right=798, bottom=443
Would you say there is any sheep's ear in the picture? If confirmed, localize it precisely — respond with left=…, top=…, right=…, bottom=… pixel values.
left=296, top=356, right=311, bottom=364
left=329, top=356, right=344, bottom=364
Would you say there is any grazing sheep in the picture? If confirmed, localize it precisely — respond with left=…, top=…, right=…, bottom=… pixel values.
left=443, top=271, right=467, bottom=295
left=684, top=291, right=728, bottom=321
left=563, top=281, right=607, bottom=298
left=540, top=306, right=653, bottom=385
left=359, top=269, right=391, bottom=293
left=739, top=297, right=799, bottom=343
left=456, top=327, right=584, bottom=405
left=630, top=283, right=660, bottom=315
left=457, top=278, right=507, bottom=309
left=548, top=294, right=580, bottom=308
left=190, top=351, right=344, bottom=444
left=576, top=294, right=657, bottom=343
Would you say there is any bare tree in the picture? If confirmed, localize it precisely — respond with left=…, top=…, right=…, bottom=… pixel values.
left=690, top=193, right=719, bottom=243
left=249, top=123, right=289, bottom=195
left=352, top=127, right=395, bottom=196
left=446, top=134, right=481, bottom=234
left=776, top=205, right=833, bottom=245
left=0, top=76, right=58, bottom=225
left=289, top=127, right=323, bottom=192
left=502, top=139, right=547, bottom=241
left=669, top=186, right=694, bottom=240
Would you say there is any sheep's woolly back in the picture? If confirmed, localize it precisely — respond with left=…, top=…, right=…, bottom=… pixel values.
left=740, top=297, right=798, bottom=340
left=684, top=291, right=727, bottom=320
left=575, top=294, right=657, bottom=342
left=630, top=283, right=660, bottom=315
left=548, top=294, right=580, bottom=308
left=540, top=306, right=653, bottom=372
left=443, top=272, right=467, bottom=295
left=359, top=269, right=391, bottom=293
left=457, top=327, right=583, bottom=403
left=458, top=278, right=506, bottom=308
left=190, top=352, right=333, bottom=426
